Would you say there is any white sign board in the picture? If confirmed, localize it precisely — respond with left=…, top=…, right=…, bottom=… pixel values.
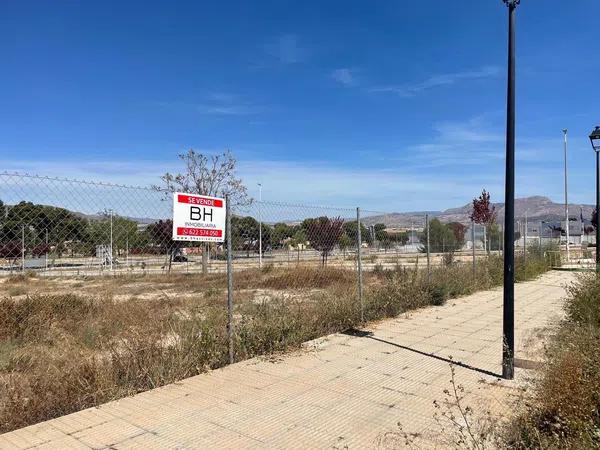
left=172, top=192, right=226, bottom=242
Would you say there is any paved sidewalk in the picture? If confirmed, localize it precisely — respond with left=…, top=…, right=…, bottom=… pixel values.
left=1, top=271, right=575, bottom=449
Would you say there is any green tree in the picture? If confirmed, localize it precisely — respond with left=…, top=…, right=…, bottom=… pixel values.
left=303, top=216, right=345, bottom=265
left=231, top=216, right=258, bottom=257
left=290, top=229, right=307, bottom=248
left=1, top=201, right=89, bottom=256
left=338, top=233, right=352, bottom=256
left=447, top=222, right=467, bottom=248
left=146, top=219, right=181, bottom=271
left=87, top=212, right=141, bottom=257
left=420, top=218, right=460, bottom=253
left=487, top=223, right=501, bottom=251
left=271, top=222, right=295, bottom=249
left=373, top=224, right=393, bottom=251
left=389, top=231, right=409, bottom=246
left=342, top=221, right=372, bottom=245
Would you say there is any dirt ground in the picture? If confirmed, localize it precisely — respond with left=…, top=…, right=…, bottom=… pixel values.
left=0, top=265, right=360, bottom=307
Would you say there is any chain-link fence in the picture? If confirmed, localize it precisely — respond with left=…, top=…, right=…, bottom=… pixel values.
left=0, top=171, right=502, bottom=278
left=0, top=170, right=571, bottom=432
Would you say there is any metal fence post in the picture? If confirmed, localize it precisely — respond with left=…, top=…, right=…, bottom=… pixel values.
left=539, top=220, right=543, bottom=256
left=45, top=228, right=48, bottom=272
left=523, top=219, right=527, bottom=264
left=471, top=220, right=476, bottom=277
left=21, top=224, right=25, bottom=272
left=109, top=209, right=114, bottom=273
left=356, top=207, right=363, bottom=323
left=500, top=223, right=504, bottom=257
left=426, top=214, right=430, bottom=279
left=226, top=194, right=234, bottom=364
left=483, top=225, right=487, bottom=255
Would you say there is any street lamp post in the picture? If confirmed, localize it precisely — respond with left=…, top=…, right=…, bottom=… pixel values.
left=502, top=0, right=519, bottom=380
left=589, top=126, right=600, bottom=270
left=563, top=129, right=570, bottom=262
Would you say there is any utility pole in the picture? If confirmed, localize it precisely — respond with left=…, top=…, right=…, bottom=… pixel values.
left=563, top=129, right=570, bottom=262
left=502, top=0, right=518, bottom=380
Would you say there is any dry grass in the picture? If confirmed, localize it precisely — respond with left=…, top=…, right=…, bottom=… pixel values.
left=500, top=273, right=600, bottom=449
left=0, top=256, right=551, bottom=433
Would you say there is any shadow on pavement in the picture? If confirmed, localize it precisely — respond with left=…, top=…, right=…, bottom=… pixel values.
left=342, top=328, right=503, bottom=379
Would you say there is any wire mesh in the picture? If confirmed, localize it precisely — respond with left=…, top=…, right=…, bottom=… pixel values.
left=232, top=201, right=358, bottom=271
left=0, top=171, right=533, bottom=277
left=0, top=172, right=371, bottom=276
left=0, top=170, right=577, bottom=434
left=0, top=173, right=189, bottom=274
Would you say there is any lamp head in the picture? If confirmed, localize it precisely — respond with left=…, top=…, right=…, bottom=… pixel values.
left=590, top=126, right=600, bottom=153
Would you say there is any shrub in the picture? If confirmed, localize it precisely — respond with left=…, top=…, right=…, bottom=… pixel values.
left=442, top=251, right=455, bottom=266
left=428, top=284, right=449, bottom=306
left=501, top=273, right=600, bottom=448
left=0, top=254, right=553, bottom=433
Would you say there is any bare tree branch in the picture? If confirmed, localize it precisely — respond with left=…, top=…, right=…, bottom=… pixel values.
left=154, top=150, right=251, bottom=207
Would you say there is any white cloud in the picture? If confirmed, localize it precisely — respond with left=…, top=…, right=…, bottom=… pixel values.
left=196, top=104, right=259, bottom=116
left=2, top=114, right=591, bottom=214
left=0, top=156, right=500, bottom=212
left=331, top=68, right=357, bottom=87
left=155, top=92, right=264, bottom=116
left=239, top=159, right=500, bottom=211
left=264, top=34, right=307, bottom=64
left=370, top=66, right=501, bottom=97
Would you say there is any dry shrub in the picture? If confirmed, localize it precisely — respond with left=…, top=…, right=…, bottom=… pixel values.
left=1, top=346, right=114, bottom=432
left=108, top=312, right=229, bottom=392
left=104, top=266, right=355, bottom=293
left=0, top=256, right=552, bottom=433
left=367, top=270, right=430, bottom=318
left=4, top=271, right=37, bottom=284
left=0, top=294, right=99, bottom=341
left=502, top=274, right=600, bottom=449
left=258, top=266, right=355, bottom=290
left=565, top=273, right=600, bottom=328
left=0, top=297, right=231, bottom=433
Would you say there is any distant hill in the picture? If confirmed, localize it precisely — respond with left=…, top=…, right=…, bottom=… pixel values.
left=362, top=196, right=595, bottom=228
left=70, top=211, right=163, bottom=224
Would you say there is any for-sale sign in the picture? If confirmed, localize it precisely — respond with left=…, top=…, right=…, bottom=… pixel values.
left=172, top=192, right=226, bottom=242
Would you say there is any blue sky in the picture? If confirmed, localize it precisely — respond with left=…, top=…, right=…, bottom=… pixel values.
left=1, top=0, right=598, bottom=212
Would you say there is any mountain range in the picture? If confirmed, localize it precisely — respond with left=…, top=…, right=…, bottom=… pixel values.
left=362, top=196, right=595, bottom=228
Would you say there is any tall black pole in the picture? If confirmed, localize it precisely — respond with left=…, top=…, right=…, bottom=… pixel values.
left=502, top=0, right=518, bottom=380
left=596, top=150, right=600, bottom=272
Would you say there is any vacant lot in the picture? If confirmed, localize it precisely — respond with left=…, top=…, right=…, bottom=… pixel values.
left=0, top=247, right=501, bottom=276
left=0, top=255, right=550, bottom=433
